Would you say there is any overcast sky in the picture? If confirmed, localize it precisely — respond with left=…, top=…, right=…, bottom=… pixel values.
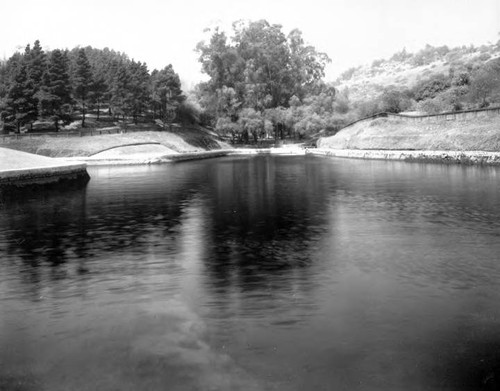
left=1, top=0, right=499, bottom=88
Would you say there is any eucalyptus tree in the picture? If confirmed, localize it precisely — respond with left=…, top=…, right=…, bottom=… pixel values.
left=196, top=19, right=331, bottom=139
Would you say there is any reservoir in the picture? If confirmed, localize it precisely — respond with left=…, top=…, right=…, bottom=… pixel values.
left=1, top=155, right=500, bottom=390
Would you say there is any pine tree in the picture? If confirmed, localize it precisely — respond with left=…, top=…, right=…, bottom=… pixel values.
left=37, top=49, right=72, bottom=130
left=89, top=73, right=107, bottom=121
left=28, top=40, right=46, bottom=90
left=27, top=40, right=47, bottom=126
left=129, top=61, right=150, bottom=123
left=73, top=48, right=93, bottom=127
left=110, top=61, right=133, bottom=120
left=151, top=65, right=184, bottom=122
left=2, top=62, right=37, bottom=132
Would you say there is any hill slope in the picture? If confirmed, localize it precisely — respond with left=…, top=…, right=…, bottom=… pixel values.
left=335, top=42, right=500, bottom=106
left=317, top=113, right=500, bottom=152
left=0, top=125, right=230, bottom=157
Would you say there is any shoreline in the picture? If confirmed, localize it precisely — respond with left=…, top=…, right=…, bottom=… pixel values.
left=57, top=146, right=307, bottom=165
left=3, top=146, right=500, bottom=189
left=0, top=147, right=90, bottom=189
left=309, top=148, right=500, bottom=165
left=0, top=146, right=306, bottom=188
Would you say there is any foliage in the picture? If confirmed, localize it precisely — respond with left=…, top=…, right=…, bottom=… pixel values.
left=338, top=67, right=358, bottom=82
left=196, top=19, right=331, bottom=141
left=1, top=40, right=186, bottom=132
left=36, top=49, right=72, bottom=130
left=1, top=61, right=37, bottom=132
left=151, top=65, right=185, bottom=124
left=413, top=74, right=451, bottom=102
left=378, top=88, right=412, bottom=113
left=73, top=49, right=93, bottom=127
left=467, top=58, right=500, bottom=107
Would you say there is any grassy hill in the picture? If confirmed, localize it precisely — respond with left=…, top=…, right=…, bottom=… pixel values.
left=317, top=112, right=500, bottom=152
left=0, top=123, right=230, bottom=157
left=333, top=42, right=500, bottom=115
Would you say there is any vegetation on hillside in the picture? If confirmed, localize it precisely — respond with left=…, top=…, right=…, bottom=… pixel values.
left=335, top=42, right=500, bottom=119
left=0, top=41, right=187, bottom=133
left=2, top=29, right=500, bottom=145
left=192, top=28, right=500, bottom=142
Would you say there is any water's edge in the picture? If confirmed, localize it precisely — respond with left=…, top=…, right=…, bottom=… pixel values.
left=3, top=146, right=500, bottom=189
left=310, top=148, right=500, bottom=165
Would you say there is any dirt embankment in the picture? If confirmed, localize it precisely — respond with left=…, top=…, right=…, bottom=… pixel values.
left=318, top=115, right=500, bottom=151
left=1, top=126, right=230, bottom=158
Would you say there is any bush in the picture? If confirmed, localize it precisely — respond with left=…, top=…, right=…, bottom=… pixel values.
left=356, top=100, right=380, bottom=118
left=417, top=97, right=448, bottom=114
left=413, top=74, right=451, bottom=101
left=478, top=53, right=492, bottom=62
left=339, top=67, right=358, bottom=81
left=378, top=89, right=412, bottom=113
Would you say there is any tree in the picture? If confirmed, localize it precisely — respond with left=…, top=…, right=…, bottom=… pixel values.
left=36, top=49, right=72, bottom=130
left=73, top=48, right=93, bottom=127
left=378, top=87, right=412, bottom=113
left=128, top=61, right=150, bottom=123
left=151, top=65, right=184, bottom=125
left=468, top=59, right=500, bottom=107
left=196, top=19, right=331, bottom=140
left=238, top=108, right=263, bottom=142
left=109, top=61, right=132, bottom=120
left=27, top=40, right=47, bottom=97
left=413, top=74, right=451, bottom=101
left=89, top=72, right=108, bottom=121
left=2, top=62, right=37, bottom=132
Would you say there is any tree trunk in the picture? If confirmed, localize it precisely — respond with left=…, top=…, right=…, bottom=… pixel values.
left=82, top=104, right=86, bottom=128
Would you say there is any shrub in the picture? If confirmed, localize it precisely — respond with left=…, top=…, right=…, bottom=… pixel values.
left=413, top=74, right=451, bottom=101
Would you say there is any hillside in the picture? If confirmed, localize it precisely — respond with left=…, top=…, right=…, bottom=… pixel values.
left=334, top=42, right=500, bottom=113
left=0, top=125, right=230, bottom=157
left=317, top=112, right=500, bottom=152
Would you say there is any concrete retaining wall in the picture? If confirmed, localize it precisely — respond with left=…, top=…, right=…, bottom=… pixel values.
left=0, top=163, right=90, bottom=188
left=310, top=148, right=500, bottom=165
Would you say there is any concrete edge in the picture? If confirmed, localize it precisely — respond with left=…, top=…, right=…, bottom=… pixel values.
left=309, top=149, right=500, bottom=165
left=0, top=163, right=90, bottom=188
left=59, top=148, right=308, bottom=166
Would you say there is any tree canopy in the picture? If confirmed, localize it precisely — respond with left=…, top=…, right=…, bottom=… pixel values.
left=0, top=41, right=186, bottom=132
left=195, top=20, right=332, bottom=140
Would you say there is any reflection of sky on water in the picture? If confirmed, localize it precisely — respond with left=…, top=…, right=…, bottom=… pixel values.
left=1, top=156, right=500, bottom=390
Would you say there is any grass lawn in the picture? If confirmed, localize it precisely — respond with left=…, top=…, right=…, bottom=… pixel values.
left=1, top=125, right=229, bottom=158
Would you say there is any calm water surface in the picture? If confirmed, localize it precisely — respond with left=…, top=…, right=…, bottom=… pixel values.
left=1, top=155, right=500, bottom=390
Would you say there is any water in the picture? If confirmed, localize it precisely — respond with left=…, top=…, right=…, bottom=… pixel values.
left=1, top=155, right=500, bottom=390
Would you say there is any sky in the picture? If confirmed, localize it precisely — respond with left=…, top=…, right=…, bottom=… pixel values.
left=1, top=0, right=499, bottom=89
